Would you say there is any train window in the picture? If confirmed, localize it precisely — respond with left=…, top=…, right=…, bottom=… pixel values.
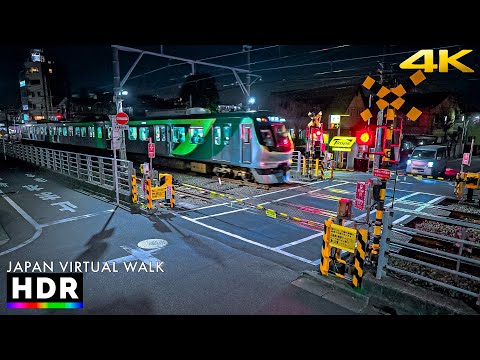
left=89, top=126, right=95, bottom=138
left=223, top=125, right=231, bottom=145
left=97, top=126, right=103, bottom=139
left=107, top=127, right=112, bottom=140
left=62, top=127, right=67, bottom=137
left=68, top=126, right=74, bottom=136
left=75, top=127, right=80, bottom=137
left=172, top=127, right=185, bottom=143
left=160, top=125, right=166, bottom=141
left=155, top=126, right=161, bottom=142
left=214, top=126, right=221, bottom=145
left=129, top=127, right=138, bottom=140
left=40, top=127, right=44, bottom=136
left=189, top=127, right=204, bottom=144
left=81, top=127, right=86, bottom=137
left=243, top=127, right=251, bottom=144
left=139, top=127, right=149, bottom=141
left=260, top=129, right=274, bottom=147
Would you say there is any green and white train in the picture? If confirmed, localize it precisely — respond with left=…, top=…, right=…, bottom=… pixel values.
left=19, top=110, right=294, bottom=184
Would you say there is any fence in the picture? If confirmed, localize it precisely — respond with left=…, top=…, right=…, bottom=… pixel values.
left=288, top=150, right=331, bottom=181
left=1, top=140, right=133, bottom=199
left=376, top=209, right=480, bottom=306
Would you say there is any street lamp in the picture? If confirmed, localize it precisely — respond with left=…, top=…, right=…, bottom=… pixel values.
left=248, top=97, right=255, bottom=105
left=121, top=90, right=128, bottom=96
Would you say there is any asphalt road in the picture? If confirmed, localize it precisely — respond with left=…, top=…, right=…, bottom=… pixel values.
left=0, top=156, right=460, bottom=315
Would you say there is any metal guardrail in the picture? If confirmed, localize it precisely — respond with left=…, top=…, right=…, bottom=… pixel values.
left=1, top=140, right=133, bottom=197
left=377, top=210, right=480, bottom=305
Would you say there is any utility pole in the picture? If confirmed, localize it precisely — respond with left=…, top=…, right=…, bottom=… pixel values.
left=112, top=47, right=127, bottom=160
left=244, top=45, right=252, bottom=109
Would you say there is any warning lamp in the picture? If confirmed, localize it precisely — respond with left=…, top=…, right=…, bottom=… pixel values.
left=356, top=130, right=374, bottom=146
left=316, top=130, right=321, bottom=136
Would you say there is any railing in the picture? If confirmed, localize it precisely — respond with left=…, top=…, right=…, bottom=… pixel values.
left=1, top=140, right=133, bottom=197
left=376, top=210, right=480, bottom=306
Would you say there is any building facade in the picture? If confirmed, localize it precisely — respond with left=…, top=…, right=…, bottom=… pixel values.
left=19, top=49, right=57, bottom=122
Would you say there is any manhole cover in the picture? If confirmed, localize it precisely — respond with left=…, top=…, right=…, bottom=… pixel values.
left=137, top=239, right=168, bottom=250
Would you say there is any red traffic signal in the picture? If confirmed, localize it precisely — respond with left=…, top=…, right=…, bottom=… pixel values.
left=356, top=130, right=374, bottom=146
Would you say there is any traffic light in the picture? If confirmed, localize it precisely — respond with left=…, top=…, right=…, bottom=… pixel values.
left=356, top=130, right=374, bottom=146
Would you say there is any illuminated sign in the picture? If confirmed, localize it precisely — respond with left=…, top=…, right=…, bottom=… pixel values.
left=256, top=117, right=286, bottom=122
left=330, top=115, right=341, bottom=124
left=22, top=104, right=29, bottom=110
left=34, top=116, right=45, bottom=120
left=329, top=136, right=356, bottom=148
left=19, top=80, right=26, bottom=87
left=332, top=147, right=352, bottom=152
left=23, top=114, right=29, bottom=121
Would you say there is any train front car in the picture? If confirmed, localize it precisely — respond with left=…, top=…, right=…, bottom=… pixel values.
left=250, top=114, right=293, bottom=184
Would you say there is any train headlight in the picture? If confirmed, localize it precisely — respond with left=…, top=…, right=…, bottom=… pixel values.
left=427, top=162, right=434, bottom=168
left=406, top=159, right=411, bottom=165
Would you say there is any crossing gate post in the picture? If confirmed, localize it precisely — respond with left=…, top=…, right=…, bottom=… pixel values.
left=352, top=228, right=368, bottom=287
left=131, top=175, right=138, bottom=204
left=376, top=210, right=393, bottom=280
left=319, top=157, right=324, bottom=179
left=320, top=218, right=333, bottom=275
left=146, top=178, right=153, bottom=209
left=314, top=158, right=319, bottom=177
left=302, top=156, right=306, bottom=176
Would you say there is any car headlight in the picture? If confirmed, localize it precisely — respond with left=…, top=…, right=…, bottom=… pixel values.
left=406, top=159, right=411, bottom=165
left=428, top=162, right=434, bottom=168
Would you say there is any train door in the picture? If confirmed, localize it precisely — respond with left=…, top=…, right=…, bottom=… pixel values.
left=154, top=125, right=170, bottom=155
left=241, top=124, right=252, bottom=164
left=167, top=125, right=172, bottom=154
left=213, top=123, right=231, bottom=162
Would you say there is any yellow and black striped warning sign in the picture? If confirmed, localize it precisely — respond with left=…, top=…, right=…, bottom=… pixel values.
left=131, top=175, right=138, bottom=204
left=361, top=70, right=426, bottom=122
left=352, top=229, right=367, bottom=288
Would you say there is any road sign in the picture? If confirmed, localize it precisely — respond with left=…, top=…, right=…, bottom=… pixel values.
left=151, top=187, right=165, bottom=200
left=354, top=181, right=367, bottom=210
left=148, top=142, right=155, bottom=158
left=462, top=152, right=471, bottom=166
left=165, top=185, right=172, bottom=200
left=373, top=168, right=391, bottom=180
left=115, top=112, right=129, bottom=125
left=329, top=223, right=357, bottom=253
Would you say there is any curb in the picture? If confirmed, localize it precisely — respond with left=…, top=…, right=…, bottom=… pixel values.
left=295, top=270, right=478, bottom=315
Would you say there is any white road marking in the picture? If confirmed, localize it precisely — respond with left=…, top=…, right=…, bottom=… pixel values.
left=0, top=183, right=8, bottom=188
left=34, top=192, right=61, bottom=201
left=0, top=189, right=42, bottom=256
left=346, top=192, right=422, bottom=225
left=33, top=178, right=48, bottom=183
left=191, top=179, right=331, bottom=211
left=191, top=181, right=349, bottom=219
left=392, top=214, right=411, bottom=224
left=274, top=231, right=324, bottom=250
left=312, top=259, right=322, bottom=266
left=39, top=209, right=115, bottom=228
left=22, top=184, right=44, bottom=191
left=399, top=182, right=414, bottom=184
left=415, top=196, right=445, bottom=212
left=51, top=201, right=77, bottom=212
left=193, top=207, right=250, bottom=220
left=180, top=215, right=315, bottom=265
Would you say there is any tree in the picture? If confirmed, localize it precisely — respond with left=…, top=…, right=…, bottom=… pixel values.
left=178, top=73, right=219, bottom=112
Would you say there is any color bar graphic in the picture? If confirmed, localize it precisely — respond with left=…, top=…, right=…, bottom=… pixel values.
left=6, top=302, right=83, bottom=309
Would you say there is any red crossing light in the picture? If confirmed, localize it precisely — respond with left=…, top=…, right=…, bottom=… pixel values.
left=356, top=130, right=374, bottom=146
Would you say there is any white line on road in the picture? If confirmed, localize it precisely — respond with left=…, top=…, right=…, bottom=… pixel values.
left=415, top=196, right=445, bottom=212
left=274, top=231, right=324, bottom=250
left=188, top=179, right=335, bottom=212
left=180, top=215, right=315, bottom=265
left=0, top=189, right=42, bottom=256
left=392, top=214, right=411, bottom=224
left=191, top=181, right=349, bottom=220
left=39, top=209, right=115, bottom=227
left=399, top=182, right=414, bottom=185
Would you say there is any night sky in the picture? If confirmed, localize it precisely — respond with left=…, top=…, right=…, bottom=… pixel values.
left=1, top=44, right=479, bottom=109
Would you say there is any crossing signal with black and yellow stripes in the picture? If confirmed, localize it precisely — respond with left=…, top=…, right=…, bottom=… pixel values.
left=361, top=70, right=426, bottom=122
